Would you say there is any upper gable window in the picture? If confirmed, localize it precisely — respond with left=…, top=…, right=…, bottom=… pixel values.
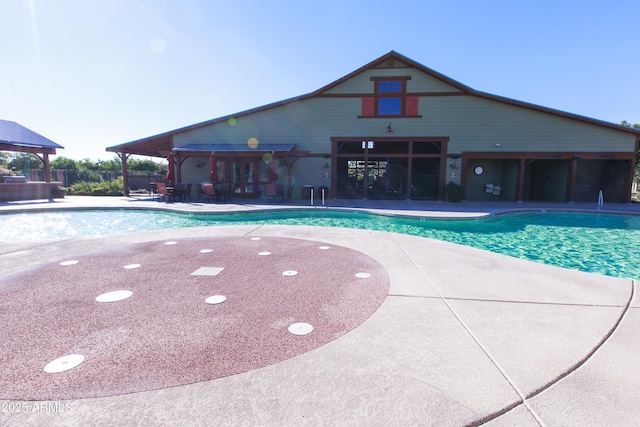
left=361, top=76, right=420, bottom=118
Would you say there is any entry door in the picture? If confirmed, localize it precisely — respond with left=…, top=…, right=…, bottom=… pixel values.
left=230, top=160, right=257, bottom=196
left=367, top=159, right=407, bottom=199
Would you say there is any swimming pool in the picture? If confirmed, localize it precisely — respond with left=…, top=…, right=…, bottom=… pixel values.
left=2, top=209, right=639, bottom=280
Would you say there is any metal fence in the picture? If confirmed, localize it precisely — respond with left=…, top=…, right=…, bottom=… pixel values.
left=24, top=169, right=164, bottom=192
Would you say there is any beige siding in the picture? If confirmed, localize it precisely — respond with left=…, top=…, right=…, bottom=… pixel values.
left=420, top=96, right=636, bottom=153
left=175, top=91, right=636, bottom=155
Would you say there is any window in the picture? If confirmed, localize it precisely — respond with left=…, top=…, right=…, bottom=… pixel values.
left=376, top=79, right=404, bottom=116
left=361, top=76, right=419, bottom=117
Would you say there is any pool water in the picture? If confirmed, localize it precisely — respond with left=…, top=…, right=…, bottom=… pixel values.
left=2, top=209, right=639, bottom=280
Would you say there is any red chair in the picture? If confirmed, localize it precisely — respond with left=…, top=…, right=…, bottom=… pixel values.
left=202, top=183, right=216, bottom=202
left=155, top=182, right=170, bottom=202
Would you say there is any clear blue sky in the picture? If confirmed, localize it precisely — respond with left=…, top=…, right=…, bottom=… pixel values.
left=1, top=0, right=639, bottom=160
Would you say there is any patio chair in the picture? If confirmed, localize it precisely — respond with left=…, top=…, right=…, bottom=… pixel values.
left=173, top=183, right=186, bottom=202
left=216, top=183, right=232, bottom=202
left=276, top=184, right=285, bottom=202
left=265, top=184, right=280, bottom=203
left=150, top=182, right=159, bottom=200
left=155, top=182, right=169, bottom=202
left=202, top=183, right=216, bottom=203
left=196, top=182, right=206, bottom=202
left=183, top=183, right=193, bottom=202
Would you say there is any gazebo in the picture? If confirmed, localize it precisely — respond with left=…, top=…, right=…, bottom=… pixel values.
left=0, top=119, right=65, bottom=200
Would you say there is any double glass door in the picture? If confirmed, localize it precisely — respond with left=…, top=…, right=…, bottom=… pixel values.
left=227, top=158, right=270, bottom=197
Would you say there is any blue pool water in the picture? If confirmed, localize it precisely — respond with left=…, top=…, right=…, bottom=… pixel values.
left=1, top=209, right=639, bottom=280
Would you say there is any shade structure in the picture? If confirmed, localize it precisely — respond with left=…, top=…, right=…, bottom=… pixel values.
left=269, top=158, right=278, bottom=182
left=166, top=152, right=175, bottom=183
left=209, top=153, right=218, bottom=182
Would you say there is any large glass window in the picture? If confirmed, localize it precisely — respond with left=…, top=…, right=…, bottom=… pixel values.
left=378, top=97, right=401, bottom=115
left=375, top=79, right=404, bottom=116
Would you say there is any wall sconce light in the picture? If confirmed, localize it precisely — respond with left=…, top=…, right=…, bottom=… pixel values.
left=196, top=160, right=205, bottom=168
left=449, top=162, right=459, bottom=170
left=495, top=143, right=501, bottom=147
left=387, top=123, right=394, bottom=134
left=323, top=161, right=330, bottom=178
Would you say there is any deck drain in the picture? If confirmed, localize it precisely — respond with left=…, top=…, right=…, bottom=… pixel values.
left=288, top=323, right=313, bottom=336
left=199, top=249, right=213, bottom=253
left=96, top=290, right=133, bottom=303
left=123, top=264, right=141, bottom=270
left=258, top=251, right=271, bottom=256
left=205, top=295, right=227, bottom=305
left=355, top=272, right=371, bottom=278
left=59, top=260, right=79, bottom=266
left=44, top=354, right=85, bottom=373
left=282, top=270, right=298, bottom=277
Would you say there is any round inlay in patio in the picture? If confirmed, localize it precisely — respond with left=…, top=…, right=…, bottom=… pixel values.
left=96, top=290, right=133, bottom=303
left=44, top=354, right=85, bottom=374
left=0, top=236, right=389, bottom=401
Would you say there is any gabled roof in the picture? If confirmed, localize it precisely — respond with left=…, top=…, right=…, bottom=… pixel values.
left=0, top=120, right=64, bottom=154
left=107, top=51, right=640, bottom=157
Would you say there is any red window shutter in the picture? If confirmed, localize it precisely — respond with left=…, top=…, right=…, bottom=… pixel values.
left=362, top=97, right=374, bottom=116
left=405, top=96, right=419, bottom=116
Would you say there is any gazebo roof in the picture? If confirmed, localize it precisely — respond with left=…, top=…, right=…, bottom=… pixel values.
left=0, top=120, right=64, bottom=154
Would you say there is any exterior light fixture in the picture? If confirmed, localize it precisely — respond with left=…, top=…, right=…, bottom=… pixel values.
left=323, top=161, right=330, bottom=178
left=387, top=123, right=394, bottom=134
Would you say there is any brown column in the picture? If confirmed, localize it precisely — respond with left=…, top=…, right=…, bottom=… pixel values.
left=121, top=153, right=130, bottom=196
left=567, top=158, right=579, bottom=202
left=43, top=154, right=51, bottom=183
left=516, top=158, right=526, bottom=202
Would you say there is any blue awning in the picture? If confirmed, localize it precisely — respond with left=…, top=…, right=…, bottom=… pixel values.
left=173, top=143, right=295, bottom=153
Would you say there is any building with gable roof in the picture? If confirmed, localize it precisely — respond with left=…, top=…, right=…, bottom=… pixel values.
left=108, top=51, right=640, bottom=203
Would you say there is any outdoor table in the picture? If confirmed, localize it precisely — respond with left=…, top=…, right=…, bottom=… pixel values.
left=166, top=187, right=175, bottom=202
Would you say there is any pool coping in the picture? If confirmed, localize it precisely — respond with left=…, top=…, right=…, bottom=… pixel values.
left=1, top=195, right=640, bottom=220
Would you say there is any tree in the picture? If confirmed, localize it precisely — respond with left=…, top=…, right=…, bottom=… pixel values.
left=50, top=156, right=79, bottom=171
left=128, top=158, right=164, bottom=173
left=621, top=120, right=640, bottom=129
left=6, top=153, right=40, bottom=174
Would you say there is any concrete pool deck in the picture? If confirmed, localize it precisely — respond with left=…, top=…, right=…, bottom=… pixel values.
left=1, top=196, right=639, bottom=426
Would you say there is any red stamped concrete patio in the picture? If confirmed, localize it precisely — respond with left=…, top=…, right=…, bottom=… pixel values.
left=1, top=236, right=388, bottom=400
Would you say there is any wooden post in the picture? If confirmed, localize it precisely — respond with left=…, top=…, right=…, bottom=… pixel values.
left=121, top=153, right=130, bottom=196
left=43, top=153, right=51, bottom=183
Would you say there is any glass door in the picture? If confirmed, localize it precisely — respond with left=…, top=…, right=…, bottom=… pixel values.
left=230, top=159, right=258, bottom=196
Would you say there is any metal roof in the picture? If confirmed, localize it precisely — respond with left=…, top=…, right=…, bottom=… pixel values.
left=0, top=120, right=64, bottom=150
left=173, top=144, right=296, bottom=153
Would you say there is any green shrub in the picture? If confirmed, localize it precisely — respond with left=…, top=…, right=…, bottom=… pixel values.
left=69, top=177, right=123, bottom=196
